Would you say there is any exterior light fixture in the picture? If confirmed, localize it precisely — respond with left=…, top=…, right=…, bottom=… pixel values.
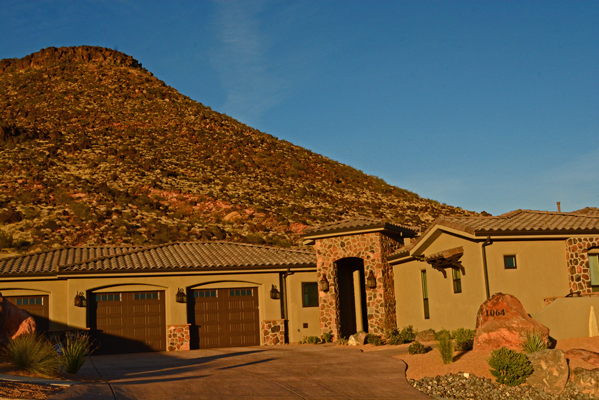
left=319, top=275, right=329, bottom=292
left=270, top=285, right=281, bottom=299
left=175, top=288, right=187, bottom=303
left=74, top=292, right=86, bottom=307
left=366, top=270, right=377, bottom=289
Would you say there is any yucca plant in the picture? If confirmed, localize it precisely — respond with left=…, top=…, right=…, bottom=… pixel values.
left=520, top=330, right=547, bottom=354
left=436, top=330, right=454, bottom=364
left=57, top=331, right=97, bottom=374
left=3, top=333, right=60, bottom=377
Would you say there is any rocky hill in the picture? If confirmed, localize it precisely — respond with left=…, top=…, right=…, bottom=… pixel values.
left=0, top=46, right=477, bottom=253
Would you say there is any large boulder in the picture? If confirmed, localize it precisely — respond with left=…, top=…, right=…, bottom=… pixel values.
left=525, top=349, right=569, bottom=395
left=571, top=367, right=599, bottom=398
left=0, top=294, right=37, bottom=343
left=564, top=349, right=599, bottom=368
left=415, top=329, right=436, bottom=342
left=348, top=331, right=367, bottom=346
left=473, top=293, right=549, bottom=351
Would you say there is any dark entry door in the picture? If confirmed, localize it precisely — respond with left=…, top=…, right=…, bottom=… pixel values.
left=5, top=295, right=49, bottom=332
left=91, top=291, right=166, bottom=354
left=189, top=288, right=259, bottom=349
left=336, top=258, right=368, bottom=339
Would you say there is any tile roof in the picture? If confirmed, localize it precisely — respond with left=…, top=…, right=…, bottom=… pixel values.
left=388, top=208, right=599, bottom=261
left=301, top=218, right=418, bottom=238
left=0, top=242, right=316, bottom=276
left=434, top=209, right=599, bottom=235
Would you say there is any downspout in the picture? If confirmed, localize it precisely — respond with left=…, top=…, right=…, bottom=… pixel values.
left=481, top=236, right=492, bottom=299
left=281, top=268, right=294, bottom=343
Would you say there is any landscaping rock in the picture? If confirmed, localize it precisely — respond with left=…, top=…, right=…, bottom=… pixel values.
left=571, top=367, right=599, bottom=398
left=415, top=329, right=436, bottom=342
left=348, top=331, right=367, bottom=346
left=473, top=292, right=550, bottom=351
left=525, top=349, right=569, bottom=395
left=0, top=294, right=36, bottom=343
left=565, top=349, right=599, bottom=368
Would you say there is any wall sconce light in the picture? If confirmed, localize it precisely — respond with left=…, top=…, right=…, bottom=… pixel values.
left=319, top=275, right=329, bottom=292
left=270, top=285, right=281, bottom=299
left=74, top=292, right=86, bottom=307
left=175, top=288, right=187, bottom=303
left=366, top=270, right=377, bottom=289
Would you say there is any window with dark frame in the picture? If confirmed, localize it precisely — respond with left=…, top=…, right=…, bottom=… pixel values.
left=504, top=255, right=517, bottom=269
left=452, top=268, right=462, bottom=293
left=302, top=282, right=319, bottom=307
left=590, top=255, right=599, bottom=292
left=421, top=270, right=430, bottom=319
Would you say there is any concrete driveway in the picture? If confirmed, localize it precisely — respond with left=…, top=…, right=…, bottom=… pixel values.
left=52, top=345, right=433, bottom=400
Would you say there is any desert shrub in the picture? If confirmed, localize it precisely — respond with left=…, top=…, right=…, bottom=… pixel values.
left=56, top=331, right=97, bottom=374
left=436, top=330, right=453, bottom=364
left=4, top=333, right=60, bottom=377
left=336, top=337, right=348, bottom=345
left=0, top=230, right=13, bottom=248
left=398, top=325, right=416, bottom=343
left=521, top=330, right=547, bottom=354
left=321, top=332, right=333, bottom=343
left=365, top=334, right=383, bottom=346
left=386, top=325, right=417, bottom=345
left=488, top=347, right=533, bottom=386
left=435, top=329, right=452, bottom=340
left=452, top=328, right=475, bottom=351
left=299, top=336, right=320, bottom=344
left=408, top=341, right=427, bottom=355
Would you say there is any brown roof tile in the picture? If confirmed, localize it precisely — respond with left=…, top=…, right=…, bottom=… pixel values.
left=389, top=208, right=599, bottom=261
left=302, top=218, right=418, bottom=238
left=0, top=242, right=316, bottom=275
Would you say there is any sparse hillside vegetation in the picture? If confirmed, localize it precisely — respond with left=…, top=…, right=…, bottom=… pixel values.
left=0, top=46, right=477, bottom=253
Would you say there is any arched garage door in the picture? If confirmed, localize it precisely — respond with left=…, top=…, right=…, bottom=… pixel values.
left=189, top=287, right=259, bottom=349
left=5, top=295, right=49, bottom=332
left=90, top=290, right=166, bottom=354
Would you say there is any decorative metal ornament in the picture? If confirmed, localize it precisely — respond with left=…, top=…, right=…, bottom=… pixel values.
left=366, top=270, right=377, bottom=289
left=319, top=275, right=329, bottom=292
left=270, top=285, right=281, bottom=299
left=175, top=288, right=187, bottom=303
left=74, top=292, right=86, bottom=307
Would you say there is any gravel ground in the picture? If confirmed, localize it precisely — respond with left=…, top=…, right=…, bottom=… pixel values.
left=410, top=373, right=597, bottom=400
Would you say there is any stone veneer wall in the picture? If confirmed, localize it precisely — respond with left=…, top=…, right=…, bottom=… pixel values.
left=167, top=324, right=190, bottom=351
left=261, top=319, right=285, bottom=345
left=566, top=237, right=599, bottom=294
left=314, top=232, right=403, bottom=338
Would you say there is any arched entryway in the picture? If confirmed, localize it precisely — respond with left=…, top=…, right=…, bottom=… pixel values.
left=336, top=257, right=368, bottom=338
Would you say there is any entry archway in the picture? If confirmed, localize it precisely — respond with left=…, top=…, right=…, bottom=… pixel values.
left=336, top=257, right=368, bottom=338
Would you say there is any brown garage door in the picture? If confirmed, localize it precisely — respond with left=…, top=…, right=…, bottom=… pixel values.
left=190, top=288, right=259, bottom=349
left=91, top=291, right=165, bottom=354
left=5, top=295, right=49, bottom=332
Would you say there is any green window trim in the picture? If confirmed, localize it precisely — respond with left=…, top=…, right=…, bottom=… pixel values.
left=302, top=282, right=319, bottom=307
left=452, top=268, right=462, bottom=294
left=421, top=270, right=430, bottom=319
left=504, top=255, right=517, bottom=269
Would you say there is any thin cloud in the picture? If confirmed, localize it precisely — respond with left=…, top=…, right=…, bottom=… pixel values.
left=210, top=0, right=287, bottom=125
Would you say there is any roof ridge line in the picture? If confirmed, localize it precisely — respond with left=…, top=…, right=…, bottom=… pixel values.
left=58, top=243, right=171, bottom=270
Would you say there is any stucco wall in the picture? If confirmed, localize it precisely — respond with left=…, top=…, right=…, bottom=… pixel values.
left=485, top=238, right=569, bottom=314
left=393, top=232, right=570, bottom=332
left=532, top=296, right=599, bottom=340
left=286, top=271, right=320, bottom=343
left=394, top=232, right=484, bottom=331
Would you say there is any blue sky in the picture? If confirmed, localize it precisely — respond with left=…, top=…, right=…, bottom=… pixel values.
left=2, top=1, right=598, bottom=215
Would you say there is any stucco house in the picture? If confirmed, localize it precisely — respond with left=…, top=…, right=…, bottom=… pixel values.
left=2, top=208, right=599, bottom=352
left=0, top=242, right=319, bottom=352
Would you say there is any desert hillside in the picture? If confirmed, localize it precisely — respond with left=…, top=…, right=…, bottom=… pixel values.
left=0, top=46, right=477, bottom=253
